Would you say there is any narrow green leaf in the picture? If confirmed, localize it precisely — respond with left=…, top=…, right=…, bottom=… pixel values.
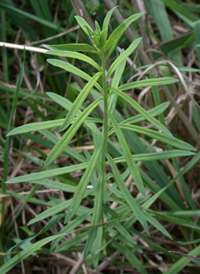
left=50, top=43, right=97, bottom=53
left=84, top=171, right=104, bottom=259
left=110, top=87, right=172, bottom=135
left=157, top=210, right=200, bottom=218
left=28, top=200, right=70, bottom=225
left=51, top=210, right=92, bottom=250
left=144, top=0, right=181, bottom=64
left=112, top=242, right=147, bottom=274
left=111, top=49, right=126, bottom=88
left=0, top=2, right=65, bottom=31
left=65, top=138, right=103, bottom=222
left=40, top=129, right=88, bottom=163
left=156, top=213, right=200, bottom=231
left=75, top=16, right=93, bottom=37
left=46, top=50, right=100, bottom=70
left=30, top=179, right=76, bottom=193
left=102, top=6, right=117, bottom=43
left=178, top=239, right=200, bottom=246
left=108, top=154, right=149, bottom=230
left=5, top=162, right=88, bottom=184
left=120, top=102, right=169, bottom=125
left=106, top=38, right=142, bottom=81
left=107, top=154, right=148, bottom=234
left=108, top=49, right=126, bottom=118
left=143, top=211, right=172, bottom=239
left=163, top=246, right=200, bottom=274
left=46, top=92, right=101, bottom=137
left=144, top=152, right=200, bottom=209
left=0, top=233, right=66, bottom=274
left=55, top=232, right=89, bottom=253
left=112, top=150, right=195, bottom=164
left=59, top=72, right=102, bottom=131
left=109, top=113, right=146, bottom=196
left=162, top=0, right=198, bottom=22
left=104, top=23, right=126, bottom=56
left=104, top=13, right=143, bottom=53
left=113, top=222, right=137, bottom=245
left=44, top=98, right=102, bottom=167
left=6, top=119, right=64, bottom=136
left=117, top=124, right=196, bottom=151
left=119, top=77, right=179, bottom=91
left=90, top=226, right=103, bottom=267
left=47, top=92, right=73, bottom=110
left=47, top=59, right=102, bottom=93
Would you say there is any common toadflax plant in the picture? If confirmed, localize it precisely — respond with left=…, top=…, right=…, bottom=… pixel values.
left=1, top=7, right=197, bottom=273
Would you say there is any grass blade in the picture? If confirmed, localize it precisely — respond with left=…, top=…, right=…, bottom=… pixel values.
left=164, top=245, right=200, bottom=274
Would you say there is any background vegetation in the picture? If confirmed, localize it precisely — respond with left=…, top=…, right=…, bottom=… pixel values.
left=0, top=0, right=200, bottom=273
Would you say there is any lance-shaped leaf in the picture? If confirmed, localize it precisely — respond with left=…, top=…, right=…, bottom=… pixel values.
left=115, top=124, right=196, bottom=151
left=65, top=138, right=103, bottom=223
left=28, top=200, right=71, bottom=225
left=46, top=92, right=101, bottom=137
left=105, top=23, right=126, bottom=57
left=142, top=211, right=172, bottom=239
left=17, top=179, right=76, bottom=193
left=110, top=87, right=171, bottom=135
left=109, top=112, right=146, bottom=196
left=106, top=38, right=142, bottom=81
left=120, top=102, right=169, bottom=125
left=6, top=162, right=88, bottom=184
left=51, top=210, right=92, bottom=250
left=111, top=150, right=195, bottom=164
left=47, top=59, right=103, bottom=93
left=27, top=189, right=93, bottom=226
left=44, top=98, right=103, bottom=167
left=59, top=72, right=102, bottom=132
left=46, top=50, right=100, bottom=70
left=104, top=13, right=143, bottom=55
left=6, top=119, right=64, bottom=136
left=119, top=77, right=179, bottom=91
left=102, top=6, right=117, bottom=43
left=75, top=16, right=93, bottom=37
left=108, top=49, right=126, bottom=118
left=107, top=153, right=149, bottom=234
left=54, top=232, right=89, bottom=253
left=6, top=116, right=101, bottom=137
left=50, top=43, right=97, bottom=53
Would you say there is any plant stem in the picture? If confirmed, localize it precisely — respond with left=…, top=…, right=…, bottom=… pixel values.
left=98, top=54, right=109, bottom=222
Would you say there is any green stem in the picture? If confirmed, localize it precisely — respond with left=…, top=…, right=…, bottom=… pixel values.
left=100, top=55, right=108, bottom=214
left=97, top=54, right=109, bottom=223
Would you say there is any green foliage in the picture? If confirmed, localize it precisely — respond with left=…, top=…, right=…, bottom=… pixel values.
left=1, top=3, right=199, bottom=273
